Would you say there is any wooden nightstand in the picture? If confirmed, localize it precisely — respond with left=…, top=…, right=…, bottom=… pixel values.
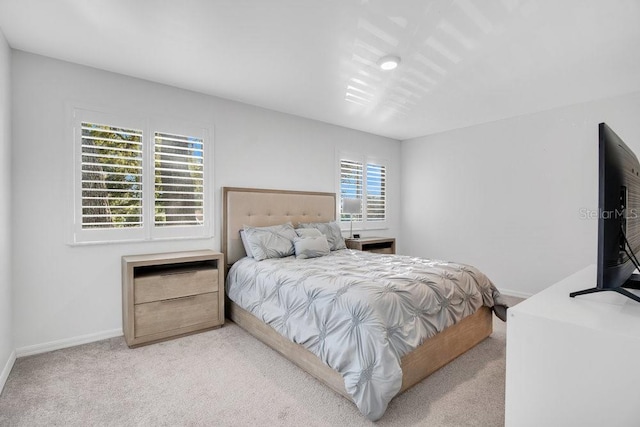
left=122, top=250, right=224, bottom=347
left=345, top=237, right=396, bottom=254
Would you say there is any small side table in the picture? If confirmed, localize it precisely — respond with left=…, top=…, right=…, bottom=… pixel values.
left=345, top=237, right=396, bottom=254
left=122, top=250, right=224, bottom=347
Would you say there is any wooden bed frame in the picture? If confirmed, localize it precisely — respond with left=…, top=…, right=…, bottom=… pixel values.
left=222, top=187, right=493, bottom=400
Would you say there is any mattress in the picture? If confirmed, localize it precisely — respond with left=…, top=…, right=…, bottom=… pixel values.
left=226, top=249, right=507, bottom=420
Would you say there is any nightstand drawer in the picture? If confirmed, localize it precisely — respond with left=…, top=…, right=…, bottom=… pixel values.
left=134, top=266, right=218, bottom=304
left=134, top=292, right=219, bottom=338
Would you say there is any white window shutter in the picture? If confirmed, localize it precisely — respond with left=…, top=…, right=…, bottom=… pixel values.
left=154, top=132, right=205, bottom=227
left=80, top=122, right=143, bottom=229
left=340, top=159, right=363, bottom=221
left=366, top=163, right=386, bottom=222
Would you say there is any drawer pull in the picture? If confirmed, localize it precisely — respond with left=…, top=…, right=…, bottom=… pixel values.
left=160, top=270, right=199, bottom=277
left=161, top=295, right=197, bottom=303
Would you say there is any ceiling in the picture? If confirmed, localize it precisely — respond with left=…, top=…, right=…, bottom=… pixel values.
left=0, top=0, right=639, bottom=140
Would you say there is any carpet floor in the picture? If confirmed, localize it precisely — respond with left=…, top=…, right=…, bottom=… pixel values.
left=0, top=297, right=521, bottom=426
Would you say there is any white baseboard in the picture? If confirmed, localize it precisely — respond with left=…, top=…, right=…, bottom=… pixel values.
left=1, top=349, right=16, bottom=394
left=15, top=329, right=123, bottom=358
left=499, top=287, right=533, bottom=299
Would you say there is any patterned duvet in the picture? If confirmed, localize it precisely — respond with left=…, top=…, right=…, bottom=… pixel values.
left=226, top=249, right=507, bottom=420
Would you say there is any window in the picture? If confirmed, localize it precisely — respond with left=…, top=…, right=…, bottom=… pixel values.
left=339, top=157, right=387, bottom=228
left=71, top=108, right=212, bottom=244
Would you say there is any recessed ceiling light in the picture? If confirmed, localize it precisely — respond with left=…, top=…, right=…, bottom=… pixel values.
left=378, top=55, right=401, bottom=71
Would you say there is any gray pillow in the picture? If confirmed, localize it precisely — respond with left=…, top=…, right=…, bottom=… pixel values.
left=297, top=221, right=346, bottom=251
left=294, top=236, right=330, bottom=259
left=243, top=222, right=297, bottom=261
left=239, top=229, right=254, bottom=258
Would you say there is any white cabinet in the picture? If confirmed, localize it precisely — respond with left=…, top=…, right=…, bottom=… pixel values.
left=505, top=265, right=640, bottom=427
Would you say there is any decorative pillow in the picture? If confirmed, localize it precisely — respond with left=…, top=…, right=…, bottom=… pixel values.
left=294, top=236, right=330, bottom=259
left=239, top=229, right=254, bottom=258
left=242, top=222, right=297, bottom=261
left=295, top=228, right=323, bottom=238
left=297, top=221, right=346, bottom=251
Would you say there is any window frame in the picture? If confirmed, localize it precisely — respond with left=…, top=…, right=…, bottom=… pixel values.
left=69, top=107, right=214, bottom=245
left=337, top=153, right=388, bottom=231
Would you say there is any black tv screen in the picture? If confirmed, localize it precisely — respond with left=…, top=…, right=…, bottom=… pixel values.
left=571, top=123, right=640, bottom=302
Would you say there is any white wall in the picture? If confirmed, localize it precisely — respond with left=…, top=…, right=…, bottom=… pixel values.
left=0, top=29, right=14, bottom=389
left=401, top=92, right=640, bottom=297
left=11, top=51, right=400, bottom=352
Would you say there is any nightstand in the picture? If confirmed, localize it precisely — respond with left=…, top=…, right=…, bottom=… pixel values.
left=122, top=250, right=224, bottom=347
left=345, top=237, right=396, bottom=254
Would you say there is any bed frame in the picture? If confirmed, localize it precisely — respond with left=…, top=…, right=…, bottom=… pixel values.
left=222, top=187, right=493, bottom=400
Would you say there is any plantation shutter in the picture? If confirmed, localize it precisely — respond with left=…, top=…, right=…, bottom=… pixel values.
left=340, top=159, right=364, bottom=221
left=80, top=122, right=143, bottom=229
left=154, top=132, right=204, bottom=227
left=366, top=163, right=386, bottom=221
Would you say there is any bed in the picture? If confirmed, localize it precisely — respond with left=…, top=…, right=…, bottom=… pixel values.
left=222, top=187, right=506, bottom=420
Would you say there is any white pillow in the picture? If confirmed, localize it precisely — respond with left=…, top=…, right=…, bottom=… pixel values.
left=243, top=222, right=297, bottom=261
left=297, top=221, right=346, bottom=251
left=294, top=236, right=330, bottom=259
left=295, top=228, right=323, bottom=238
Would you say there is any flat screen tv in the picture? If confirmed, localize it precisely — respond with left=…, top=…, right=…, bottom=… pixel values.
left=571, top=123, right=640, bottom=303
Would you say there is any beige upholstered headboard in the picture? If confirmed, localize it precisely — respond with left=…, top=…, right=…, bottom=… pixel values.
left=223, top=187, right=337, bottom=266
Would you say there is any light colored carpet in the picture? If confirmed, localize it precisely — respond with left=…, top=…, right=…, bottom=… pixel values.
left=0, top=297, right=521, bottom=426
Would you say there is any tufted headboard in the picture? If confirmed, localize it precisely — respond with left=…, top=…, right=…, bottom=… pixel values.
left=222, top=187, right=337, bottom=266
